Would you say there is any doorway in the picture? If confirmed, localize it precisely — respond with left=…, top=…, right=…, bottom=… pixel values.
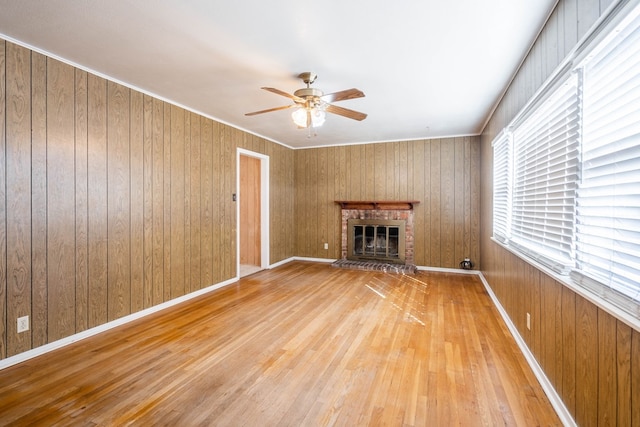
left=237, top=149, right=269, bottom=277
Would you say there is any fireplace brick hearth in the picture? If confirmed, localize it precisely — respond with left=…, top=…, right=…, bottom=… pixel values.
left=336, top=201, right=419, bottom=266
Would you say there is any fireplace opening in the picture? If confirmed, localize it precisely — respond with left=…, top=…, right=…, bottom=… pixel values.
left=347, top=219, right=406, bottom=264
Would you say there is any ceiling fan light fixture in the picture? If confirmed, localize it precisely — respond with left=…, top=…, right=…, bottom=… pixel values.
left=291, top=107, right=309, bottom=127
left=291, top=106, right=326, bottom=128
left=311, top=107, right=326, bottom=127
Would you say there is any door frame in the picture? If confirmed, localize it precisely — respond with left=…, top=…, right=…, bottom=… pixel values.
left=236, top=148, right=270, bottom=276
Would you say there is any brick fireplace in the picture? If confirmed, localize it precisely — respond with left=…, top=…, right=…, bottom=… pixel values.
left=336, top=201, right=419, bottom=266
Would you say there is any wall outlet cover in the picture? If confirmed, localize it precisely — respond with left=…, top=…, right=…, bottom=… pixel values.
left=17, top=316, right=29, bottom=333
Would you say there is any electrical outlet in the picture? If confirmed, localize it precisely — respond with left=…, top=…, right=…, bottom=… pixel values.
left=324, top=243, right=329, bottom=250
left=17, top=316, right=29, bottom=333
left=526, top=313, right=531, bottom=330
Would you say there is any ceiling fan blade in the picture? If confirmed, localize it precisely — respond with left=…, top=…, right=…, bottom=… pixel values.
left=321, top=88, right=365, bottom=103
left=325, top=104, right=368, bottom=121
left=261, top=87, right=304, bottom=102
left=245, top=104, right=294, bottom=116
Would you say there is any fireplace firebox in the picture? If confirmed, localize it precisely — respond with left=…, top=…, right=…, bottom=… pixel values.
left=347, top=219, right=406, bottom=264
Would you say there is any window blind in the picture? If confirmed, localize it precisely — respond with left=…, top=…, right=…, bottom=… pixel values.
left=573, top=5, right=640, bottom=307
left=492, top=131, right=511, bottom=243
left=510, top=74, right=581, bottom=273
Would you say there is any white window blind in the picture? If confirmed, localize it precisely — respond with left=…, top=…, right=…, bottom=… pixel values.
left=510, top=74, right=581, bottom=273
left=492, top=131, right=512, bottom=243
left=573, top=5, right=640, bottom=308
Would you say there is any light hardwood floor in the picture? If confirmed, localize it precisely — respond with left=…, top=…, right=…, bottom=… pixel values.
left=0, top=261, right=561, bottom=426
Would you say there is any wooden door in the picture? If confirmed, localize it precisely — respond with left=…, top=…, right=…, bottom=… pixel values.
left=240, top=155, right=261, bottom=266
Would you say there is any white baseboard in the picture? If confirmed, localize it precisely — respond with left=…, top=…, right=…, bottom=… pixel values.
left=416, top=264, right=480, bottom=275
left=268, top=257, right=297, bottom=268
left=0, top=277, right=238, bottom=371
left=476, top=273, right=575, bottom=427
left=291, top=256, right=337, bottom=264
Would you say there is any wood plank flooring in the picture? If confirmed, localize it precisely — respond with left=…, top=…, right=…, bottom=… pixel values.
left=0, top=261, right=561, bottom=426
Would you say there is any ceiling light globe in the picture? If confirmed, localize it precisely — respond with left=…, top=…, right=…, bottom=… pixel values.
left=311, top=108, right=326, bottom=127
left=291, top=108, right=308, bottom=127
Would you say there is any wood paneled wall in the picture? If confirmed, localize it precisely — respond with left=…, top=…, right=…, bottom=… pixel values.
left=479, top=0, right=640, bottom=425
left=0, top=39, right=295, bottom=359
left=294, top=137, right=480, bottom=268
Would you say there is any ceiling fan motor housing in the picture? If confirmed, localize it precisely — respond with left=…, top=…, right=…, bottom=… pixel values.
left=294, top=87, right=324, bottom=109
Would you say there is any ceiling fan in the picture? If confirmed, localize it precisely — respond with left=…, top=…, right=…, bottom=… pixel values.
left=245, top=72, right=367, bottom=129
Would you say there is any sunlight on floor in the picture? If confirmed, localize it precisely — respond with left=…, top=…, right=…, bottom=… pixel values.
left=365, top=273, right=430, bottom=325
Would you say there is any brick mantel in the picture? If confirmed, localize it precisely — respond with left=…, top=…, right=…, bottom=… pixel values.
left=335, top=201, right=419, bottom=210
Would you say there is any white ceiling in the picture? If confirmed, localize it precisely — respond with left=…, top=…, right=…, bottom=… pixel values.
left=0, top=0, right=556, bottom=149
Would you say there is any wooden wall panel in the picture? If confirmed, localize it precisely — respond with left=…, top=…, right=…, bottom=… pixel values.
left=318, top=148, right=328, bottom=252
left=478, top=1, right=639, bottom=425
left=457, top=138, right=468, bottom=264
left=0, top=40, right=5, bottom=359
left=560, top=282, right=576, bottom=414
left=183, top=113, right=191, bottom=293
left=539, top=275, right=561, bottom=389
left=597, top=309, right=617, bottom=426
left=440, top=140, right=455, bottom=266
left=363, top=144, right=374, bottom=200
left=47, top=58, right=76, bottom=342
left=142, top=95, right=154, bottom=308
left=616, top=320, right=632, bottom=426
left=87, top=74, right=108, bottom=328
left=632, top=329, right=640, bottom=425
left=221, top=125, right=235, bottom=279
left=412, top=142, right=426, bottom=264
left=189, top=113, right=201, bottom=292
left=170, top=106, right=185, bottom=299
left=74, top=69, right=89, bottom=332
left=130, top=91, right=144, bottom=313
left=210, top=121, right=222, bottom=284
left=151, top=98, right=164, bottom=305
left=372, top=143, right=385, bottom=199
left=162, top=103, right=172, bottom=301
left=429, top=140, right=442, bottom=266
left=107, top=82, right=131, bottom=320
left=575, top=295, right=598, bottom=426
left=328, top=146, right=339, bottom=254
left=346, top=145, right=360, bottom=199
left=200, top=119, right=213, bottom=287
left=272, top=142, right=295, bottom=262
left=31, top=51, right=47, bottom=349
left=6, top=43, right=31, bottom=356
left=0, top=37, right=294, bottom=361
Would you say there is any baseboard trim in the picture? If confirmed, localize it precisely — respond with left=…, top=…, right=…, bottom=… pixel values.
left=268, top=257, right=297, bottom=269
left=291, top=256, right=337, bottom=264
left=477, top=272, right=575, bottom=427
left=416, top=264, right=479, bottom=275
left=0, top=277, right=238, bottom=371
